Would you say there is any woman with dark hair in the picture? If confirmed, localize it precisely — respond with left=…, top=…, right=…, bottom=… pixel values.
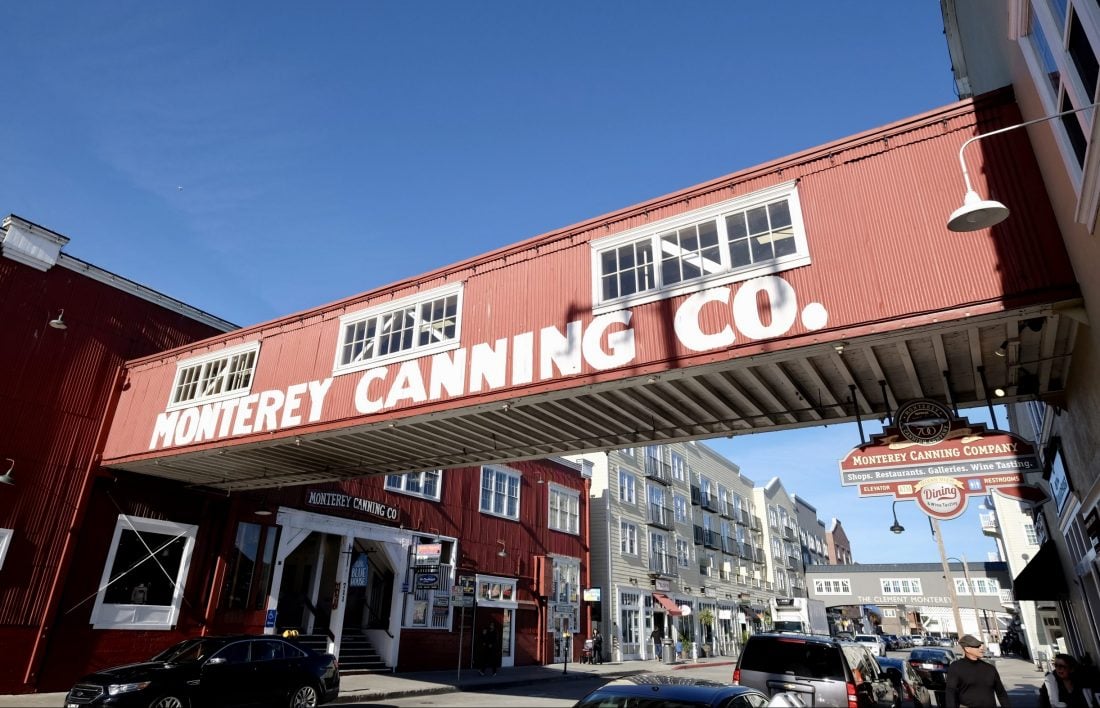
left=1040, top=653, right=1095, bottom=708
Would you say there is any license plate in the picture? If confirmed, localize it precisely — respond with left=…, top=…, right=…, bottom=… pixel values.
left=920, top=663, right=937, bottom=669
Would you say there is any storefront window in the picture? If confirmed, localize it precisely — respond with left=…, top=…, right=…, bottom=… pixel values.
left=222, top=522, right=280, bottom=611
left=92, top=515, right=198, bottom=630
left=404, top=538, right=454, bottom=628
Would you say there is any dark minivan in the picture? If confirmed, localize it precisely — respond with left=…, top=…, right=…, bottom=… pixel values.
left=733, top=632, right=898, bottom=707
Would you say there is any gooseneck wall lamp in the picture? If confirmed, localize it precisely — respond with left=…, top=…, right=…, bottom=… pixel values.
left=948, top=101, right=1100, bottom=232
left=889, top=501, right=905, bottom=535
left=0, top=459, right=14, bottom=486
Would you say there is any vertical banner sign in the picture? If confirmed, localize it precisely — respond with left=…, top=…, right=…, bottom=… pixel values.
left=838, top=399, right=1042, bottom=519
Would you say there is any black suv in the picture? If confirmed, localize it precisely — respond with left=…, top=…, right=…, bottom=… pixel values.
left=733, top=632, right=898, bottom=707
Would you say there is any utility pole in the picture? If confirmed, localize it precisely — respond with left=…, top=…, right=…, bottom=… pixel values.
left=932, top=518, right=965, bottom=638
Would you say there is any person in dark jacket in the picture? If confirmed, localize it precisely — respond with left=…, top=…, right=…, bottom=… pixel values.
left=592, top=629, right=604, bottom=664
left=1040, top=653, right=1095, bottom=708
left=945, top=634, right=1011, bottom=707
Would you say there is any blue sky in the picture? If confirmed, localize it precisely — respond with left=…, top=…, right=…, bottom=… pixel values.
left=1, top=2, right=1001, bottom=563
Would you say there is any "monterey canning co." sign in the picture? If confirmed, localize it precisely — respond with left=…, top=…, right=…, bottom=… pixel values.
left=839, top=399, right=1041, bottom=519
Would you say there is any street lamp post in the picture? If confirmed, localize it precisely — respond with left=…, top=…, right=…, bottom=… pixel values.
left=946, top=554, right=982, bottom=642
left=931, top=518, right=966, bottom=640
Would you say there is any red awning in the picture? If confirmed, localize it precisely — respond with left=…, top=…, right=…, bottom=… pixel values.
left=653, top=593, right=684, bottom=616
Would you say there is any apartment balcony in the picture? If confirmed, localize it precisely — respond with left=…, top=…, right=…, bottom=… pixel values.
left=784, top=526, right=797, bottom=541
left=791, top=586, right=806, bottom=598
left=693, top=525, right=705, bottom=545
left=646, top=503, right=674, bottom=530
left=751, top=517, right=762, bottom=531
left=980, top=511, right=1000, bottom=537
left=739, top=542, right=754, bottom=560
left=644, top=456, right=673, bottom=485
left=1000, top=589, right=1015, bottom=607
left=753, top=548, right=766, bottom=563
left=787, top=555, right=800, bottom=570
left=701, top=495, right=721, bottom=514
left=719, top=568, right=732, bottom=581
left=704, top=530, right=722, bottom=550
left=690, top=486, right=702, bottom=506
left=721, top=536, right=737, bottom=554
left=649, top=552, right=679, bottom=577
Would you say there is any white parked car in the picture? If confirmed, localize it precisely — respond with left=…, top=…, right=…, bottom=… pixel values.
left=853, top=633, right=887, bottom=656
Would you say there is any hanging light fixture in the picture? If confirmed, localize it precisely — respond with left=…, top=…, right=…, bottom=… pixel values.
left=948, top=102, right=1100, bottom=232
left=496, top=539, right=508, bottom=558
left=48, top=310, right=67, bottom=330
left=889, top=501, right=905, bottom=535
left=0, top=459, right=14, bottom=486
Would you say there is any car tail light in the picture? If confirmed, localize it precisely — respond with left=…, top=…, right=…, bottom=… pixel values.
left=732, top=668, right=740, bottom=685
left=846, top=681, right=858, bottom=707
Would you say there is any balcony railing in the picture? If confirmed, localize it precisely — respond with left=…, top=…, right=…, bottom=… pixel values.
left=701, top=495, right=721, bottom=513
left=980, top=512, right=1000, bottom=537
left=783, top=526, right=796, bottom=541
left=644, top=456, right=673, bottom=485
left=722, top=536, right=737, bottom=554
left=738, top=509, right=751, bottom=526
left=703, top=530, right=722, bottom=550
left=751, top=517, right=762, bottom=531
left=787, top=555, right=800, bottom=569
left=647, top=503, right=674, bottom=529
left=753, top=548, right=766, bottom=563
left=690, top=486, right=702, bottom=506
left=739, top=542, right=754, bottom=560
left=649, top=552, right=679, bottom=577
left=693, top=525, right=705, bottom=545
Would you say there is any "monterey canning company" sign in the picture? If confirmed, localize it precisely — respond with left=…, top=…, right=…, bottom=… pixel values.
left=839, top=399, right=1041, bottom=519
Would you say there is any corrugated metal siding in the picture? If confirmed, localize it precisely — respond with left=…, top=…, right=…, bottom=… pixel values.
left=0, top=256, right=224, bottom=627
left=104, top=90, right=1077, bottom=461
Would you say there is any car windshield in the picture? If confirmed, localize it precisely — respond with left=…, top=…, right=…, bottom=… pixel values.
left=740, top=639, right=845, bottom=680
left=151, top=639, right=219, bottom=664
left=854, top=635, right=877, bottom=641
left=910, top=649, right=952, bottom=662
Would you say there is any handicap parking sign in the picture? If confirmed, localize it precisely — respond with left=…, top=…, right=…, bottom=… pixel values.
left=265, top=609, right=277, bottom=629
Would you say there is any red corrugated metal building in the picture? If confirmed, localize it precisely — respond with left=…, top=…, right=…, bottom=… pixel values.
left=0, top=87, right=1086, bottom=693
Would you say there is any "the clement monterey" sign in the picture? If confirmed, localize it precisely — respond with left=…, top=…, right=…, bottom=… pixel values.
left=839, top=399, right=1042, bottom=519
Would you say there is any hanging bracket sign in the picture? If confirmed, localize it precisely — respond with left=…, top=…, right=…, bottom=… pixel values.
left=839, top=399, right=1042, bottom=519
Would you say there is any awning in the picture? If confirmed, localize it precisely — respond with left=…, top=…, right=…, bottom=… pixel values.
left=1013, top=541, right=1069, bottom=601
left=653, top=593, right=684, bottom=616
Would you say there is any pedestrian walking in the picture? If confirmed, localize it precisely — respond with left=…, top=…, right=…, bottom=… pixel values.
left=477, top=622, right=500, bottom=676
left=651, top=627, right=663, bottom=661
left=592, top=629, right=604, bottom=664
left=1040, top=653, right=1095, bottom=708
left=945, top=634, right=1011, bottom=707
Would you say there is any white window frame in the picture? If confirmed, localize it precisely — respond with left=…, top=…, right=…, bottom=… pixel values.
left=167, top=341, right=261, bottom=410
left=619, top=470, right=637, bottom=504
left=880, top=578, right=923, bottom=595
left=332, top=282, right=463, bottom=376
left=590, top=182, right=810, bottom=313
left=621, top=520, right=639, bottom=555
left=674, top=494, right=688, bottom=523
left=1017, top=0, right=1100, bottom=229
left=91, top=515, right=198, bottom=630
left=676, top=538, right=691, bottom=567
left=385, top=470, right=442, bottom=501
left=479, top=465, right=521, bottom=520
left=548, top=484, right=580, bottom=535
left=0, top=528, right=12, bottom=571
left=814, top=578, right=851, bottom=595
left=671, top=451, right=687, bottom=481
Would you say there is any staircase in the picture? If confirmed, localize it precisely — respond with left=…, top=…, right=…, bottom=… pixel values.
left=296, top=631, right=389, bottom=674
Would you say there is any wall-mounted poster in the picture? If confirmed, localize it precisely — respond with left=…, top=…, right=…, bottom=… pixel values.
left=412, top=601, right=428, bottom=626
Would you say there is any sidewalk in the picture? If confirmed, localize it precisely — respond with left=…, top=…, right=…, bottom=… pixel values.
left=0, top=655, right=738, bottom=707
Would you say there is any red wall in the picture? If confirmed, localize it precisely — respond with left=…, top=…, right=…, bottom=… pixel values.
left=0, top=249, right=228, bottom=693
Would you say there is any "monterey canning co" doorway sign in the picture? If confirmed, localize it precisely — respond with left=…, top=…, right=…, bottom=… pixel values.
left=838, top=399, right=1041, bottom=519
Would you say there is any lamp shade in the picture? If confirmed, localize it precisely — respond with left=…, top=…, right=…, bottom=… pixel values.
left=947, top=190, right=1010, bottom=232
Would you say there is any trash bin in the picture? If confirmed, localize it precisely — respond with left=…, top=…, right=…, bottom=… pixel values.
left=663, top=638, right=676, bottom=664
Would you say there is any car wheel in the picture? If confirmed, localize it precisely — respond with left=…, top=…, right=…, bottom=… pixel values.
left=288, top=683, right=320, bottom=708
left=147, top=696, right=188, bottom=708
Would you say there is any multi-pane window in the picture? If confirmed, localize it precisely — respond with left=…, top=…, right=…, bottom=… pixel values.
left=223, top=522, right=279, bottom=611
left=169, top=342, right=260, bottom=408
left=671, top=452, right=687, bottom=481
left=549, top=485, right=580, bottom=534
left=1023, top=0, right=1100, bottom=177
left=621, top=521, right=638, bottom=555
left=619, top=471, right=637, bottom=504
left=385, top=470, right=442, bottom=500
left=1025, top=522, right=1040, bottom=545
left=479, top=466, right=521, bottom=520
left=674, top=494, right=688, bottom=523
left=880, top=578, right=923, bottom=594
left=814, top=578, right=851, bottom=594
left=955, top=577, right=1002, bottom=595
left=592, top=183, right=807, bottom=307
left=677, top=539, right=691, bottom=567
left=335, top=284, right=462, bottom=372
